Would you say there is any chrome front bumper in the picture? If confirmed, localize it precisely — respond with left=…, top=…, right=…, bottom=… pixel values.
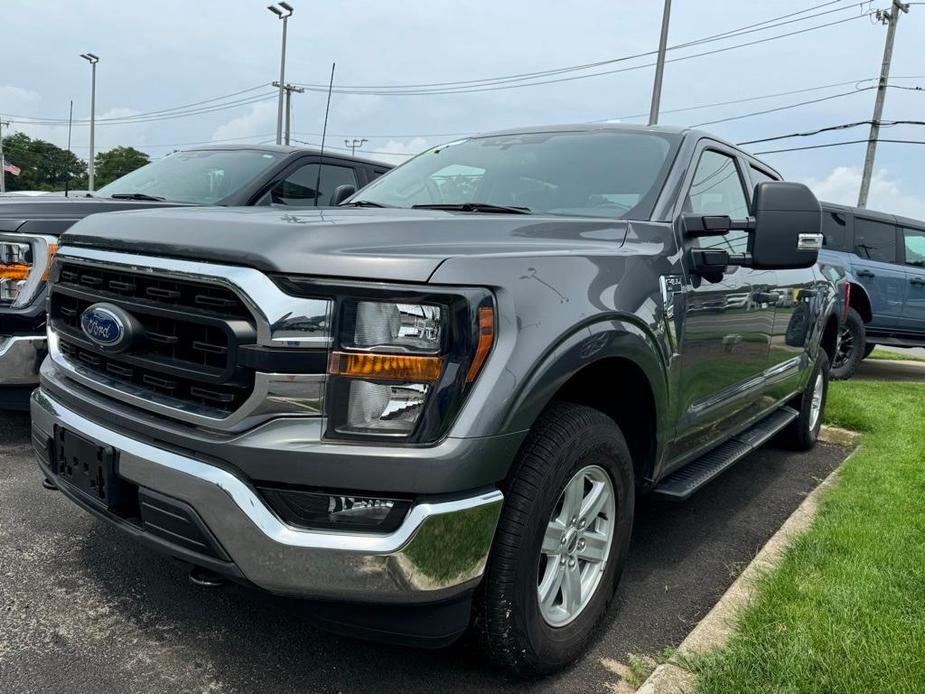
left=0, top=335, right=45, bottom=385
left=31, top=388, right=504, bottom=603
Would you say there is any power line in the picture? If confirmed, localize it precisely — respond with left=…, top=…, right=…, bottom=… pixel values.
left=292, top=0, right=854, bottom=93
left=692, top=87, right=877, bottom=127
left=739, top=119, right=925, bottom=145
left=752, top=138, right=925, bottom=154
left=292, top=10, right=870, bottom=96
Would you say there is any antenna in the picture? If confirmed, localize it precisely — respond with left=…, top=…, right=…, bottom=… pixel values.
left=314, top=62, right=336, bottom=207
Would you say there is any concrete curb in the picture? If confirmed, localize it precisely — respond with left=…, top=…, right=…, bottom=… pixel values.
left=636, top=425, right=860, bottom=693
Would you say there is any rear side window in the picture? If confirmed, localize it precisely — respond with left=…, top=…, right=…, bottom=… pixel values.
left=854, top=218, right=898, bottom=263
left=904, top=228, right=925, bottom=267
left=821, top=210, right=851, bottom=251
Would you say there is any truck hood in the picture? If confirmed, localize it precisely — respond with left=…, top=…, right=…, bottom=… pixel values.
left=62, top=206, right=631, bottom=283
left=0, top=197, right=193, bottom=235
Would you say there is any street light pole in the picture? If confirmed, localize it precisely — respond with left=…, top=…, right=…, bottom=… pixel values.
left=648, top=0, right=672, bottom=126
left=80, top=53, right=100, bottom=190
left=0, top=117, right=9, bottom=194
left=268, top=3, right=294, bottom=145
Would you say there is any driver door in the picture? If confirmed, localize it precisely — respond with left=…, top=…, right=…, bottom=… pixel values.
left=669, top=146, right=776, bottom=461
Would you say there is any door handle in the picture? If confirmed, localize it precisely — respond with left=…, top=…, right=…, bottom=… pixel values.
left=856, top=269, right=876, bottom=279
left=911, top=277, right=925, bottom=287
left=755, top=292, right=781, bottom=303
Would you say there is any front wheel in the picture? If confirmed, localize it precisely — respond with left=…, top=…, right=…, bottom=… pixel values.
left=475, top=402, right=634, bottom=676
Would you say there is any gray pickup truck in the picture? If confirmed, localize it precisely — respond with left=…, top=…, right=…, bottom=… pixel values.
left=31, top=124, right=837, bottom=675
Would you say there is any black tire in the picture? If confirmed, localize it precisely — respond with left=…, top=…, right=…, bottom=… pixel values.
left=862, top=342, right=876, bottom=360
left=830, top=307, right=865, bottom=380
left=779, top=350, right=830, bottom=451
left=475, top=402, right=634, bottom=677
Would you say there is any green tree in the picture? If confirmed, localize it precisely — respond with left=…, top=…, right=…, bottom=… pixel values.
left=1, top=132, right=87, bottom=191
left=93, top=146, right=150, bottom=188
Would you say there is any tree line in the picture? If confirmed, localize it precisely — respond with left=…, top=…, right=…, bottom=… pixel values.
left=1, top=133, right=150, bottom=191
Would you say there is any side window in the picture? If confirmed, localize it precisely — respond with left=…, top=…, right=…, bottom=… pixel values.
left=686, top=150, right=750, bottom=254
left=821, top=211, right=851, bottom=251
left=904, top=228, right=925, bottom=267
left=269, top=163, right=358, bottom=206
left=854, top=218, right=898, bottom=263
left=749, top=166, right=777, bottom=190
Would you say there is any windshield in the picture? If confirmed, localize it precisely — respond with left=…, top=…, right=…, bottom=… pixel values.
left=351, top=130, right=680, bottom=219
left=96, top=149, right=284, bottom=204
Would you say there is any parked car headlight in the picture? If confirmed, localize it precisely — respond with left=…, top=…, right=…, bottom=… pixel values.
left=275, top=277, right=495, bottom=443
left=0, top=233, right=57, bottom=308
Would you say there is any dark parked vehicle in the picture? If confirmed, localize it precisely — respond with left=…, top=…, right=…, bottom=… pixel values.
left=0, top=145, right=390, bottom=407
left=817, top=202, right=925, bottom=378
left=32, top=124, right=837, bottom=675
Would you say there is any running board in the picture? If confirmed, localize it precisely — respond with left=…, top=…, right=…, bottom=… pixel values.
left=652, top=406, right=799, bottom=501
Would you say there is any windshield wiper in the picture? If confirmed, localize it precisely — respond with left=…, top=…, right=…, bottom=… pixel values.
left=412, top=202, right=531, bottom=214
left=340, top=200, right=391, bottom=208
left=109, top=193, right=167, bottom=201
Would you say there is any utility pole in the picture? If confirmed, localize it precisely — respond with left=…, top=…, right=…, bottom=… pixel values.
left=0, top=118, right=9, bottom=194
left=268, top=2, right=294, bottom=145
left=858, top=0, right=909, bottom=208
left=648, top=0, right=672, bottom=126
left=80, top=53, right=99, bottom=191
left=273, top=81, right=305, bottom=145
left=344, top=138, right=368, bottom=156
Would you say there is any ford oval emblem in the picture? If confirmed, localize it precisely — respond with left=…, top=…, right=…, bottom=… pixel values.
left=80, top=304, right=130, bottom=349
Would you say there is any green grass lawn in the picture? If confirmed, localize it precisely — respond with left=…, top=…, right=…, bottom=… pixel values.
left=691, top=379, right=925, bottom=693
left=868, top=348, right=925, bottom=363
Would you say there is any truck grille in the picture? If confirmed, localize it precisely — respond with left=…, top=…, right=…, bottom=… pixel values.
left=50, top=261, right=258, bottom=417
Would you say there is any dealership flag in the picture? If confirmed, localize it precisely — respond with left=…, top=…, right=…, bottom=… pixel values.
left=1, top=162, right=21, bottom=176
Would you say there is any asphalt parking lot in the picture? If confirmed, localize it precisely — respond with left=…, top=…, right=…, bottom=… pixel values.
left=0, top=411, right=847, bottom=694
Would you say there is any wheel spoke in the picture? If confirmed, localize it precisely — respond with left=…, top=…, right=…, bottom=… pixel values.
left=578, top=531, right=608, bottom=563
left=542, top=519, right=566, bottom=555
left=562, top=563, right=582, bottom=614
left=562, top=473, right=585, bottom=520
left=538, top=561, right=563, bottom=609
left=579, top=481, right=609, bottom=522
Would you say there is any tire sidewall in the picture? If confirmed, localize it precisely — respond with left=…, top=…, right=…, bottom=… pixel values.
left=508, top=421, right=634, bottom=669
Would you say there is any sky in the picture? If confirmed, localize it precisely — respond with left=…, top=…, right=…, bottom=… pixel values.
left=2, top=0, right=924, bottom=217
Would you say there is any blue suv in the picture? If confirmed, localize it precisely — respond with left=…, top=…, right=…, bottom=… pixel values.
left=819, top=202, right=925, bottom=378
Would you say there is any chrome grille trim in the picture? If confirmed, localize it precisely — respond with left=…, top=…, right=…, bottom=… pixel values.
left=47, top=248, right=331, bottom=430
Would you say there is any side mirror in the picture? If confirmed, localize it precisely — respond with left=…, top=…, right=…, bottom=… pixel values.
left=749, top=181, right=822, bottom=269
left=332, top=184, right=356, bottom=206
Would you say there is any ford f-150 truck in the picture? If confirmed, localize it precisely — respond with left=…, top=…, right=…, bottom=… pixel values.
left=31, top=124, right=837, bottom=675
left=0, top=144, right=389, bottom=408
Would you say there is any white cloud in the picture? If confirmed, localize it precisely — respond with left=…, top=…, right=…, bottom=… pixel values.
left=806, top=166, right=925, bottom=221
left=211, top=101, right=277, bottom=143
left=372, top=137, right=430, bottom=165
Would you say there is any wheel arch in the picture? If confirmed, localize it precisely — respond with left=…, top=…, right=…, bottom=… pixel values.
left=501, top=317, right=670, bottom=488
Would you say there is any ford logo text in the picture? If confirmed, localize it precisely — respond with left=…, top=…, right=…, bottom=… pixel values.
left=80, top=304, right=130, bottom=349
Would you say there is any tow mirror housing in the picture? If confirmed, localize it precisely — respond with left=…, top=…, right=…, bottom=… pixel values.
left=749, top=181, right=822, bottom=269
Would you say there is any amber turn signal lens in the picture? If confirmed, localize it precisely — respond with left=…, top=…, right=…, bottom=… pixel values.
left=329, top=351, right=445, bottom=382
left=41, top=244, right=58, bottom=281
left=466, top=306, right=495, bottom=383
left=0, top=263, right=31, bottom=280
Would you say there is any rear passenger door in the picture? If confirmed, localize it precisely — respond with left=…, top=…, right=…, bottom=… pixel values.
left=850, top=216, right=906, bottom=329
left=671, top=147, right=775, bottom=459
left=901, top=226, right=925, bottom=328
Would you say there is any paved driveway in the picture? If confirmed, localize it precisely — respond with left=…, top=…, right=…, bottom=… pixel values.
left=0, top=412, right=846, bottom=694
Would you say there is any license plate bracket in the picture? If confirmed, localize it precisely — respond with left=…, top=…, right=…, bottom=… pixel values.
left=53, top=427, right=133, bottom=510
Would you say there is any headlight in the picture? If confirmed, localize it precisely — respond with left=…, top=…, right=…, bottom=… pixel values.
left=0, top=234, right=57, bottom=309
